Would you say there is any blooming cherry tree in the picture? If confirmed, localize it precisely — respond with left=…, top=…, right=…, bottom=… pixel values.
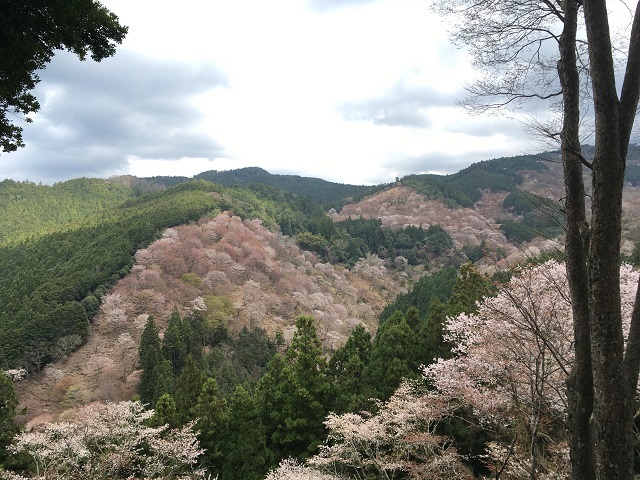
left=309, top=381, right=470, bottom=480
left=424, top=261, right=638, bottom=478
left=5, top=401, right=206, bottom=479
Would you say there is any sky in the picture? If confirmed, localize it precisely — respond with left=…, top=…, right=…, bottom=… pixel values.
left=1, top=0, right=558, bottom=186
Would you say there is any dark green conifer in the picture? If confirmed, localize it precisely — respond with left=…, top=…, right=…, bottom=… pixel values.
left=139, top=316, right=162, bottom=405
left=174, top=356, right=206, bottom=424
left=363, top=310, right=417, bottom=400
left=258, top=316, right=329, bottom=461
left=193, top=377, right=227, bottom=472
left=327, top=324, right=372, bottom=414
left=162, top=308, right=187, bottom=375
left=220, top=386, right=271, bottom=480
left=150, top=393, right=178, bottom=428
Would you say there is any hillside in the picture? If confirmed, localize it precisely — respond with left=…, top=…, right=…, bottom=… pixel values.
left=8, top=148, right=640, bottom=427
left=145, top=166, right=375, bottom=210
left=0, top=178, right=135, bottom=244
left=15, top=212, right=409, bottom=424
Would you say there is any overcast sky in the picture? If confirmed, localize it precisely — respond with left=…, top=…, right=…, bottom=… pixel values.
left=1, top=0, right=556, bottom=185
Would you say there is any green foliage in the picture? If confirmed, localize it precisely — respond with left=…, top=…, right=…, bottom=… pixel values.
left=0, top=181, right=227, bottom=371
left=328, top=324, right=372, bottom=413
left=424, top=224, right=454, bottom=255
left=447, top=263, right=496, bottom=316
left=380, top=266, right=458, bottom=323
left=500, top=189, right=564, bottom=244
left=0, top=1, right=128, bottom=152
left=162, top=309, right=188, bottom=375
left=626, top=241, right=640, bottom=266
left=181, top=272, right=203, bottom=287
left=363, top=311, right=418, bottom=400
left=462, top=240, right=487, bottom=263
left=149, top=393, right=178, bottom=429
left=204, top=327, right=277, bottom=397
left=193, top=377, right=228, bottom=472
left=202, top=295, right=234, bottom=345
left=0, top=178, right=134, bottom=245
left=364, top=264, right=495, bottom=402
left=138, top=317, right=167, bottom=406
left=174, top=356, right=206, bottom=424
left=295, top=231, right=330, bottom=256
left=402, top=154, right=548, bottom=207
left=193, top=167, right=374, bottom=210
left=0, top=372, right=18, bottom=466
left=257, top=316, right=330, bottom=463
left=299, top=216, right=455, bottom=268
left=220, top=386, right=271, bottom=480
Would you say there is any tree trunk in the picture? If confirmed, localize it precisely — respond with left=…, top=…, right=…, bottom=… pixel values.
left=582, top=1, right=636, bottom=477
left=558, top=2, right=595, bottom=478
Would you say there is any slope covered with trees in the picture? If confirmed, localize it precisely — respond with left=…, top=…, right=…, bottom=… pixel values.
left=0, top=179, right=347, bottom=373
left=145, top=167, right=375, bottom=210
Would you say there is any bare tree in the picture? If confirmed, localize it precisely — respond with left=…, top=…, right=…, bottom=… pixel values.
left=432, top=0, right=640, bottom=477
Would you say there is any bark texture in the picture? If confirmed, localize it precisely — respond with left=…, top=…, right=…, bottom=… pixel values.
left=558, top=1, right=594, bottom=478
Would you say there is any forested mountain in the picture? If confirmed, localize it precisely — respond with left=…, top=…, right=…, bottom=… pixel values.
left=146, top=166, right=376, bottom=210
left=0, top=178, right=135, bottom=244
left=4, top=149, right=640, bottom=479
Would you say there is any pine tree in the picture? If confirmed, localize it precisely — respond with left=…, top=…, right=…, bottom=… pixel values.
left=363, top=310, right=417, bottom=401
left=174, top=356, right=206, bottom=424
left=150, top=393, right=178, bottom=428
left=447, top=263, right=494, bottom=316
left=417, top=298, right=451, bottom=365
left=193, top=377, right=227, bottom=473
left=260, top=316, right=330, bottom=461
left=327, top=324, right=371, bottom=414
left=138, top=316, right=162, bottom=405
left=162, top=308, right=187, bottom=375
left=220, top=386, right=271, bottom=480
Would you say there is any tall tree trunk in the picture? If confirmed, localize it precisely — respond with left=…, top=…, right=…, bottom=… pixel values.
left=558, top=1, right=595, bottom=478
left=582, top=1, right=635, bottom=477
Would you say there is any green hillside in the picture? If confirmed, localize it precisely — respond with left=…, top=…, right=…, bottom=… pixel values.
left=147, top=166, right=375, bottom=210
left=402, top=154, right=549, bottom=207
left=0, top=178, right=135, bottom=244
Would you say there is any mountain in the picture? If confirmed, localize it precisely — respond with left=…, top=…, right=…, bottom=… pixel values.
left=7, top=148, right=640, bottom=426
left=145, top=166, right=376, bottom=210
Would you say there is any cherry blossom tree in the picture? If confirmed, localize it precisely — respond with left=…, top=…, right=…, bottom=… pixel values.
left=264, top=458, right=343, bottom=480
left=309, top=381, right=470, bottom=480
left=424, top=260, right=639, bottom=478
left=3, top=401, right=206, bottom=479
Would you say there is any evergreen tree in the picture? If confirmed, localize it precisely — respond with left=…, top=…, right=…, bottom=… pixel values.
left=149, top=393, right=178, bottom=428
left=193, top=377, right=227, bottom=473
left=187, top=310, right=207, bottom=356
left=363, top=310, right=417, bottom=401
left=327, top=324, right=372, bottom=414
left=149, top=359, right=174, bottom=408
left=417, top=298, right=451, bottom=365
left=255, top=353, right=285, bottom=457
left=138, top=316, right=162, bottom=405
left=174, top=355, right=206, bottom=424
left=447, top=263, right=494, bottom=316
left=257, top=316, right=330, bottom=462
left=220, top=386, right=271, bottom=480
left=0, top=372, right=18, bottom=466
left=162, top=308, right=187, bottom=375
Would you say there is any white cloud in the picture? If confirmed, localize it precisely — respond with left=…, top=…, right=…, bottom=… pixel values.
left=0, top=0, right=544, bottom=185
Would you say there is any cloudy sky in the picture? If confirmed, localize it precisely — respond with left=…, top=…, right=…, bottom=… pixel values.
left=1, top=0, right=552, bottom=185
